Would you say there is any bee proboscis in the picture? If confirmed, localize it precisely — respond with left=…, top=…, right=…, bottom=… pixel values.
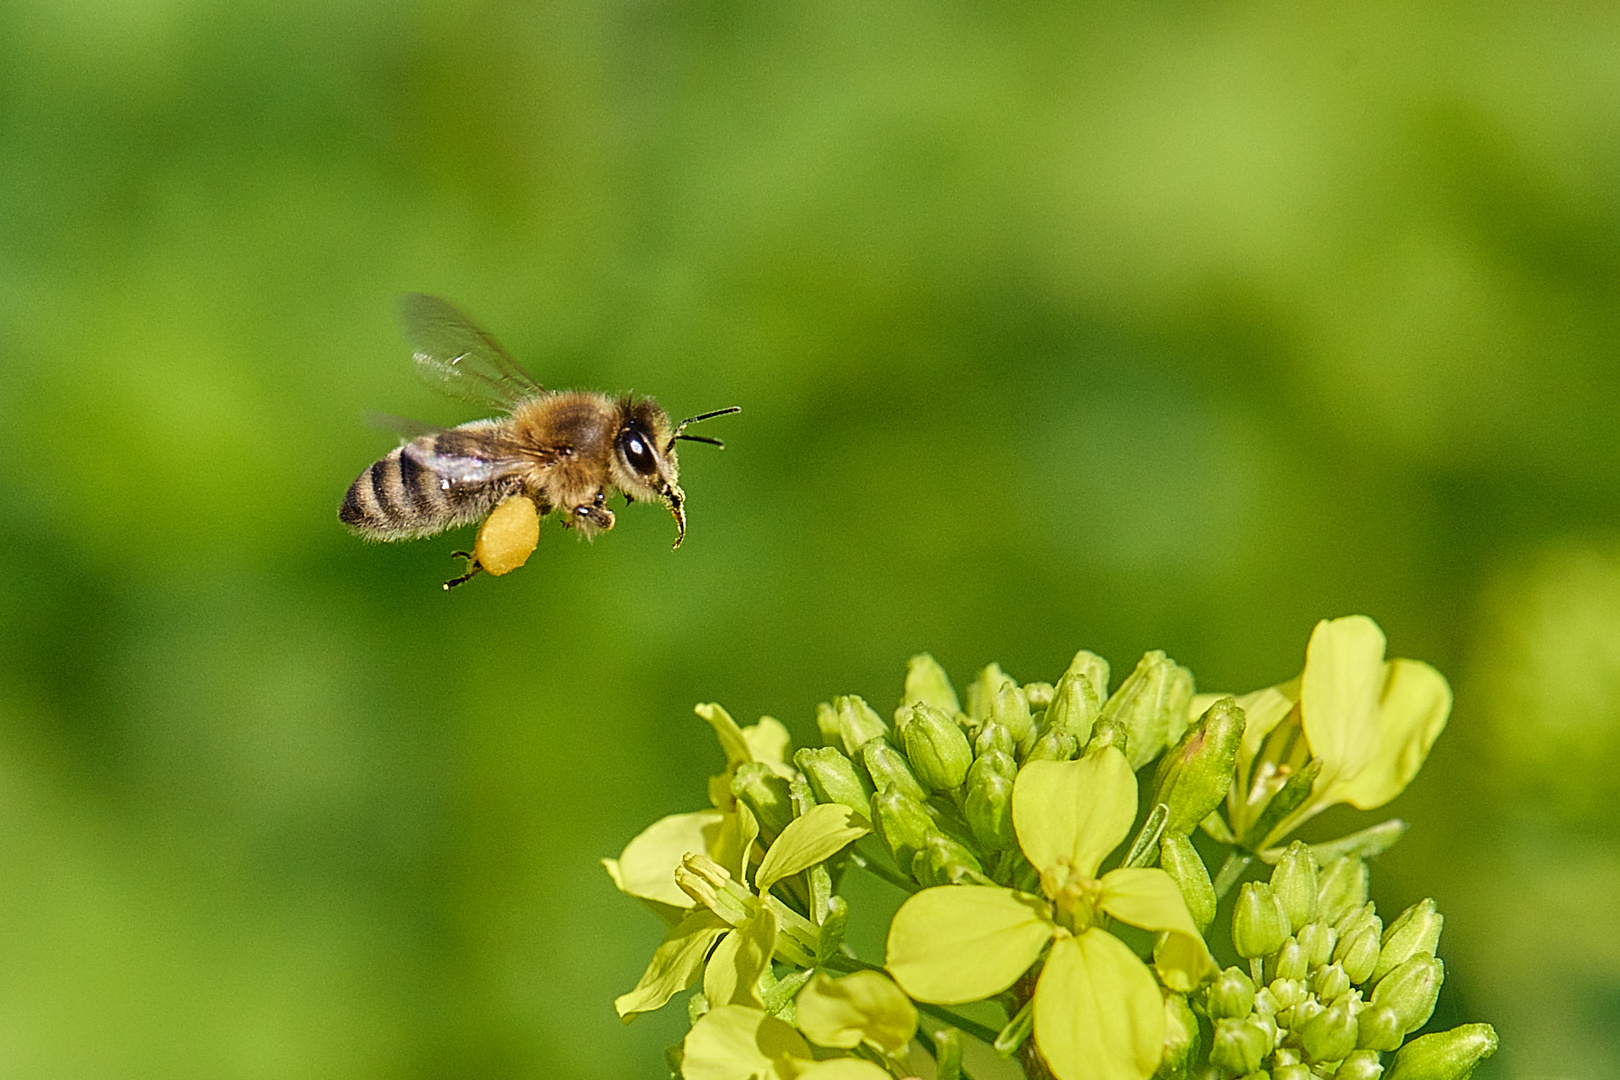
left=339, top=294, right=739, bottom=588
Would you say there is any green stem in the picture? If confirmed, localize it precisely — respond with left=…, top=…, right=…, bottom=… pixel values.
left=1212, top=849, right=1253, bottom=900
left=912, top=1001, right=1003, bottom=1047
left=846, top=847, right=917, bottom=893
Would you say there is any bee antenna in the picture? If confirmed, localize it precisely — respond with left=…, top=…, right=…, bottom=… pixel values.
left=672, top=405, right=741, bottom=448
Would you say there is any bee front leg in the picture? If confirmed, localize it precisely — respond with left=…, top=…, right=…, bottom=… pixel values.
left=571, top=491, right=616, bottom=534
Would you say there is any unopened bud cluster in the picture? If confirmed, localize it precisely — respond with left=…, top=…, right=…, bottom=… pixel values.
left=1202, top=842, right=1478, bottom=1080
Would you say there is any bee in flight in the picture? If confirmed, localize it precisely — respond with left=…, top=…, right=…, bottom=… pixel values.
left=340, top=294, right=739, bottom=589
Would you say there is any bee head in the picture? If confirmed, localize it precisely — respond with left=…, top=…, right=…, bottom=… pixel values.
left=611, top=400, right=739, bottom=549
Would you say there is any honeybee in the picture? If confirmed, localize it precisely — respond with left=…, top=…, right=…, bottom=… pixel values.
left=340, top=294, right=739, bottom=589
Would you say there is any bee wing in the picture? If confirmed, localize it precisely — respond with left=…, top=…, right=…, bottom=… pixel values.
left=409, top=424, right=536, bottom=491
left=400, top=293, right=545, bottom=410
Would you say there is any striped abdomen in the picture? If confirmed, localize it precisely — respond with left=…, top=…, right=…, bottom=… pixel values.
left=339, top=429, right=520, bottom=540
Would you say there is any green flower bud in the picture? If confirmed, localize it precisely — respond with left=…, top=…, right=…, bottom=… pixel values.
left=1026, top=728, right=1079, bottom=763
left=911, top=832, right=986, bottom=888
left=1373, top=899, right=1443, bottom=985
left=963, top=755, right=1017, bottom=850
left=991, top=681, right=1033, bottom=747
left=903, top=653, right=961, bottom=716
left=1385, top=1023, right=1498, bottom=1080
left=1208, top=966, right=1257, bottom=1020
left=1234, top=882, right=1291, bottom=960
left=1317, top=857, right=1370, bottom=926
left=834, top=695, right=888, bottom=756
left=1158, top=992, right=1200, bottom=1080
left=861, top=739, right=928, bottom=804
left=1357, top=1004, right=1405, bottom=1053
left=1159, top=832, right=1217, bottom=932
left=1268, top=977, right=1307, bottom=1011
left=1371, top=956, right=1443, bottom=1034
left=897, top=703, right=973, bottom=791
left=1336, top=923, right=1383, bottom=986
left=1100, top=650, right=1196, bottom=769
left=974, top=721, right=1016, bottom=760
left=1301, top=995, right=1359, bottom=1065
left=794, top=746, right=873, bottom=813
left=1270, top=842, right=1319, bottom=933
left=1046, top=663, right=1103, bottom=745
left=1211, top=1017, right=1271, bottom=1075
left=1267, top=937, right=1308, bottom=983
left=1334, top=1049, right=1385, bottom=1080
left=731, top=762, right=794, bottom=840
left=1088, top=716, right=1130, bottom=757
left=1024, top=681, right=1055, bottom=709
left=1313, top=962, right=1351, bottom=1004
left=1252, top=985, right=1281, bottom=1017
left=1240, top=758, right=1322, bottom=850
left=1298, top=921, right=1338, bottom=970
left=1152, top=696, right=1246, bottom=835
left=1274, top=1064, right=1315, bottom=1080
left=1284, top=997, right=1324, bottom=1034
left=966, top=662, right=1011, bottom=722
left=1336, top=902, right=1381, bottom=942
left=871, top=788, right=936, bottom=872
left=815, top=701, right=842, bottom=747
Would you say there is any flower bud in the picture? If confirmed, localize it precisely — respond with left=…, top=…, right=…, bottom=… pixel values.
left=794, top=747, right=873, bottom=814
left=911, top=832, right=986, bottom=888
left=1298, top=921, right=1338, bottom=970
left=1240, top=758, right=1322, bottom=850
left=1270, top=842, right=1319, bottom=933
left=861, top=739, right=928, bottom=804
left=963, top=755, right=1016, bottom=851
left=1267, top=937, right=1308, bottom=983
left=1317, top=857, right=1370, bottom=926
left=1210, top=1017, right=1271, bottom=1075
left=1158, top=832, right=1216, bottom=932
left=1373, top=899, right=1443, bottom=985
left=1088, top=717, right=1129, bottom=757
left=1268, top=977, right=1307, bottom=1011
left=1336, top=923, right=1383, bottom=986
left=1100, top=650, right=1196, bottom=770
left=1385, top=1023, right=1497, bottom=1080
left=903, top=653, right=961, bottom=715
left=1371, top=956, right=1443, bottom=1034
left=834, top=695, right=888, bottom=756
left=1026, top=728, right=1079, bottom=763
left=1274, top=1064, right=1315, bottom=1080
left=815, top=701, right=842, bottom=747
left=991, top=681, right=1034, bottom=747
left=1313, top=962, right=1351, bottom=1004
left=1334, top=1049, right=1385, bottom=1080
left=1046, top=662, right=1103, bottom=745
left=1335, top=902, right=1381, bottom=942
left=966, top=662, right=1010, bottom=722
left=1024, top=681, right=1055, bottom=709
left=1284, top=996, right=1324, bottom=1033
left=731, top=762, right=794, bottom=840
left=974, top=722, right=1016, bottom=760
left=1301, top=995, right=1359, bottom=1065
left=870, top=788, right=936, bottom=872
left=898, top=703, right=973, bottom=791
left=1208, top=966, right=1257, bottom=1019
left=1159, top=992, right=1200, bottom=1080
left=1151, top=696, right=1246, bottom=835
left=1234, top=882, right=1291, bottom=960
left=1357, top=1004, right=1405, bottom=1053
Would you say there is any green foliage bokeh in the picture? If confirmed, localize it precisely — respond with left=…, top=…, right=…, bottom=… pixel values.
left=1, top=2, right=1617, bottom=1077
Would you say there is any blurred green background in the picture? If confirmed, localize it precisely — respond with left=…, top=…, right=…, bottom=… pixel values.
left=1, top=1, right=1617, bottom=1077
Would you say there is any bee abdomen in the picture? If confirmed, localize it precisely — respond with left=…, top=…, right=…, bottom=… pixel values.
left=340, top=441, right=476, bottom=540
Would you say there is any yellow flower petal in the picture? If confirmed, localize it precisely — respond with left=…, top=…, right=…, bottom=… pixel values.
left=796, top=971, right=918, bottom=1055
left=755, top=804, right=870, bottom=893
left=682, top=1005, right=812, bottom=1080
left=1301, top=616, right=1387, bottom=784
left=1034, top=931, right=1166, bottom=1080
left=613, top=908, right=729, bottom=1020
left=886, top=886, right=1054, bottom=1004
left=1096, top=868, right=1217, bottom=992
left=1331, top=658, right=1452, bottom=810
left=606, top=809, right=731, bottom=907
left=703, top=908, right=776, bottom=1009
left=1013, top=748, right=1137, bottom=878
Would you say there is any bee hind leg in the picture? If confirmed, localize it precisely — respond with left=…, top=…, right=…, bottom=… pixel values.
left=443, top=551, right=484, bottom=591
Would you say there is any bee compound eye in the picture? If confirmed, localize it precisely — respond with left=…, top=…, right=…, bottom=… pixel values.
left=620, top=429, right=656, bottom=475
